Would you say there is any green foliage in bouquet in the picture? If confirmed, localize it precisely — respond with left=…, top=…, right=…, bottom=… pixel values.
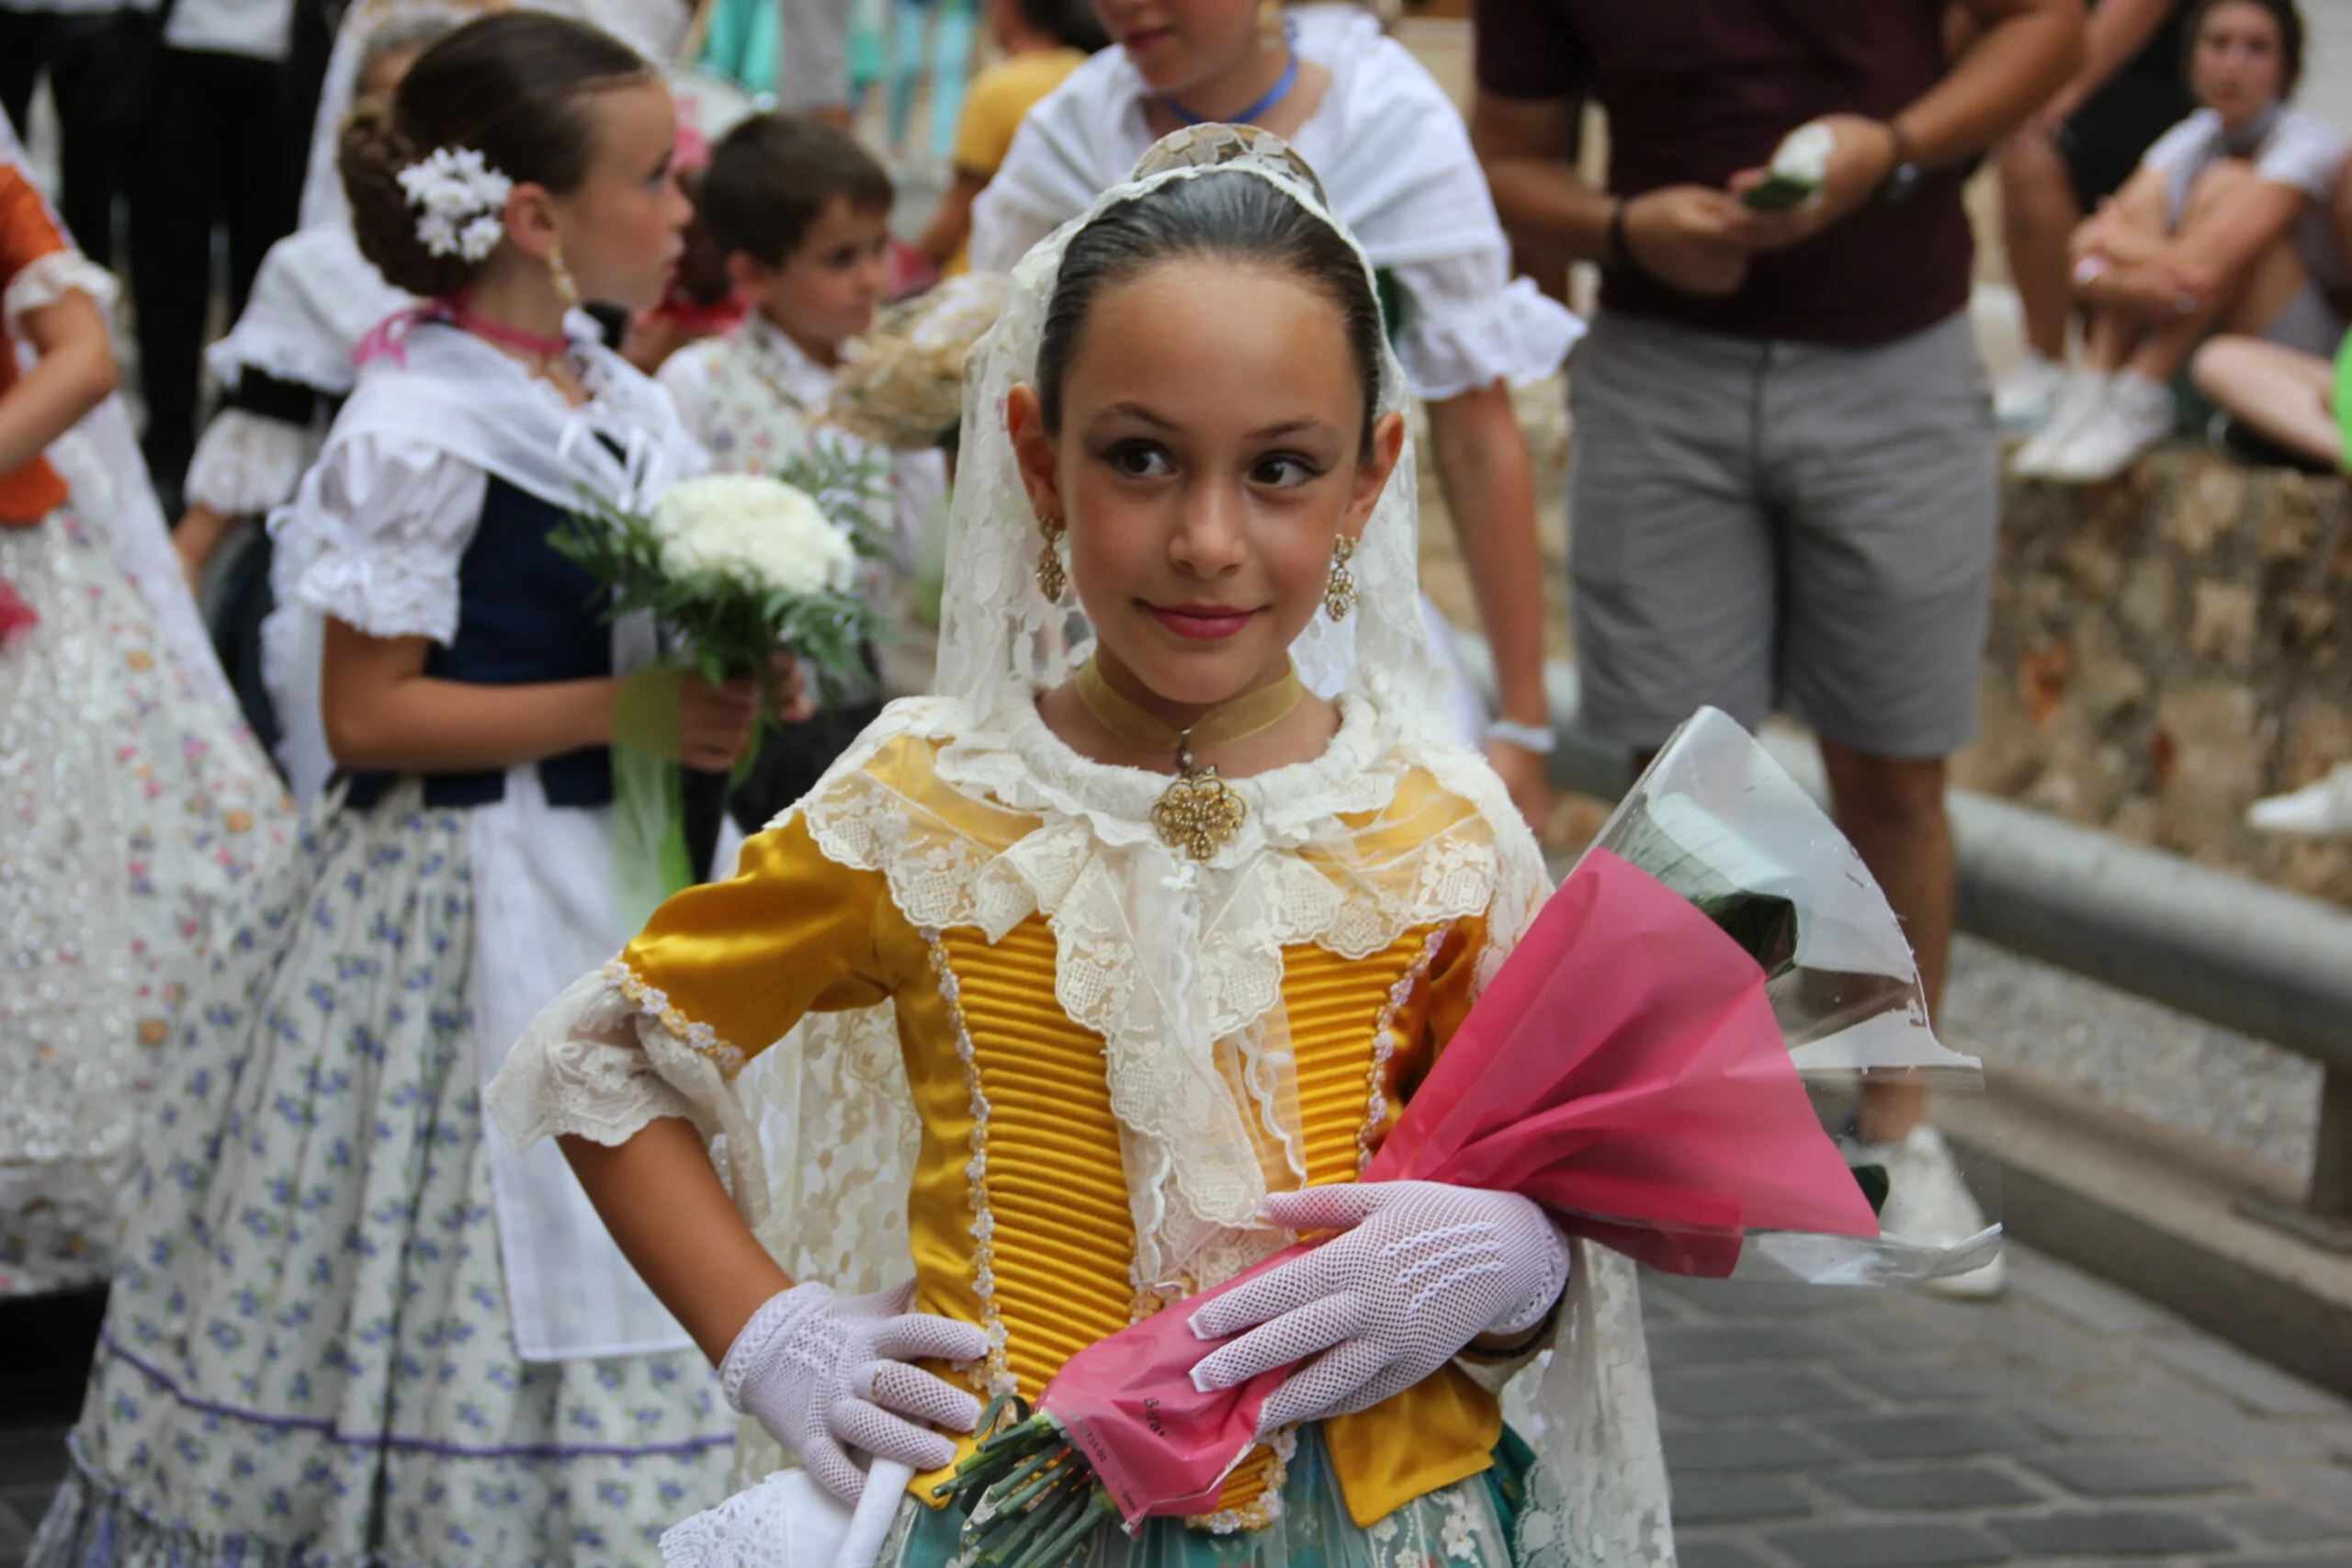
left=1604, top=794, right=1802, bottom=979
left=942, top=1397, right=1119, bottom=1568
left=548, top=446, right=894, bottom=702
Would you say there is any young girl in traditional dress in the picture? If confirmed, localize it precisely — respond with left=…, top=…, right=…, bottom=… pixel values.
left=490, top=128, right=1675, bottom=1568
left=32, top=14, right=770, bottom=1564
left=0, top=127, right=291, bottom=1299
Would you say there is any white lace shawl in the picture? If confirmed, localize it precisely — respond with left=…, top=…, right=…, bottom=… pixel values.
left=492, top=131, right=1672, bottom=1566
left=271, top=312, right=703, bottom=561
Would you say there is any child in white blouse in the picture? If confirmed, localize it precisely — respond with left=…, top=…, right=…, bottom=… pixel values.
left=658, top=112, right=946, bottom=840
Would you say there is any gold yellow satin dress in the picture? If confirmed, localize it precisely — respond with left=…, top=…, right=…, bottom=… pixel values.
left=613, top=735, right=1508, bottom=1535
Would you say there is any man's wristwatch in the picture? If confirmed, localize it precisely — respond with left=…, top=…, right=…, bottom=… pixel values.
left=1487, top=719, right=1557, bottom=755
left=1604, top=199, right=1654, bottom=282
left=1878, top=119, right=1925, bottom=206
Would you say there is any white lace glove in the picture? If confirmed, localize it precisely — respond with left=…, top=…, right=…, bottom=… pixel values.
left=721, top=1280, right=990, bottom=1504
left=1185, top=1180, right=1569, bottom=1433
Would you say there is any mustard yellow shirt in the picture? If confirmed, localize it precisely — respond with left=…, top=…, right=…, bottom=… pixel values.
left=940, top=49, right=1088, bottom=274
left=616, top=734, right=1504, bottom=1529
left=955, top=49, right=1089, bottom=181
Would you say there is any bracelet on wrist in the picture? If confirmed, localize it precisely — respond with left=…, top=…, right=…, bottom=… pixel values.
left=1487, top=718, right=1557, bottom=756
left=1604, top=199, right=1651, bottom=282
left=1885, top=118, right=1917, bottom=172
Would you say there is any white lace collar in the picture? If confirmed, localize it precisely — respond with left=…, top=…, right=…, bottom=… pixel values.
left=935, top=687, right=1405, bottom=864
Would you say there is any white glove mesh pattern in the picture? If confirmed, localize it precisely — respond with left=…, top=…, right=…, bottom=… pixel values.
left=720, top=1280, right=989, bottom=1503
left=1186, top=1180, right=1569, bottom=1433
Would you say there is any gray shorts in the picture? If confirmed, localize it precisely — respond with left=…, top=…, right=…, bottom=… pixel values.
left=1566, top=308, right=1998, bottom=760
left=2260, top=276, right=2349, bottom=359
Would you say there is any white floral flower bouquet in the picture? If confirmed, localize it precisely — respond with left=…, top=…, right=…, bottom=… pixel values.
left=552, top=450, right=890, bottom=700
left=554, top=452, right=889, bottom=917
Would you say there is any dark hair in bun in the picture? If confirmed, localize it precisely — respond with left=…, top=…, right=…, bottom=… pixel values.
left=340, top=10, right=652, bottom=297
left=1036, top=170, right=1385, bottom=453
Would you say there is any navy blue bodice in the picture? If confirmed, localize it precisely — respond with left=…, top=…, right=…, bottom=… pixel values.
left=344, top=476, right=614, bottom=811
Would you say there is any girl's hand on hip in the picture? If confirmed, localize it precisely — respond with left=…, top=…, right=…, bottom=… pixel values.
left=722, top=1280, right=991, bottom=1504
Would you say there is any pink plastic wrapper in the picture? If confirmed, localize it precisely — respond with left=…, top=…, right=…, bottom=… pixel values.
left=0, top=573, right=37, bottom=649
left=1043, top=847, right=1882, bottom=1524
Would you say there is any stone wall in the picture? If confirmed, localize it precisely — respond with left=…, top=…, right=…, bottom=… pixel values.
left=1954, top=449, right=2352, bottom=910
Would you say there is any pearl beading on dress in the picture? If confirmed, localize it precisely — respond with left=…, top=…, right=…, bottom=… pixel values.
left=603, top=957, right=747, bottom=1076
left=1354, top=927, right=1453, bottom=1175
left=922, top=930, right=1019, bottom=1400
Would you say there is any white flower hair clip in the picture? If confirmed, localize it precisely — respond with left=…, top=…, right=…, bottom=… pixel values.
left=396, top=146, right=513, bottom=264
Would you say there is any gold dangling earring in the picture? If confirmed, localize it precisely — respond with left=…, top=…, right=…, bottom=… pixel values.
left=1322, top=536, right=1357, bottom=621
left=548, top=239, right=582, bottom=310
left=1258, top=0, right=1284, bottom=45
left=1035, top=514, right=1068, bottom=602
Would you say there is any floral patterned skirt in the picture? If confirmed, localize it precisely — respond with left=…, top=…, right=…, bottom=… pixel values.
left=0, top=505, right=290, bottom=1297
left=29, top=787, right=736, bottom=1568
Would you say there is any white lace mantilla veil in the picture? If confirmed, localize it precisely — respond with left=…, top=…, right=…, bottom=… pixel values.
left=0, top=118, right=239, bottom=716
left=664, top=130, right=1668, bottom=1565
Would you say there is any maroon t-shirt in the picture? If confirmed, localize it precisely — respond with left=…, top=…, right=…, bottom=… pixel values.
left=1474, top=0, right=1973, bottom=346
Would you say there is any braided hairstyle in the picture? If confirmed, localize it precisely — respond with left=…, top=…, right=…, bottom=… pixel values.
left=340, top=9, right=651, bottom=297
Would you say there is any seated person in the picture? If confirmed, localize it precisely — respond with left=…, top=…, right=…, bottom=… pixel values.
left=2190, top=328, right=2346, bottom=469
left=1991, top=0, right=2194, bottom=430
left=2015, top=0, right=2347, bottom=483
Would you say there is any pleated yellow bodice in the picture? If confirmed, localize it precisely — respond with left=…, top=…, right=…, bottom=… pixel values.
left=616, top=736, right=1506, bottom=1529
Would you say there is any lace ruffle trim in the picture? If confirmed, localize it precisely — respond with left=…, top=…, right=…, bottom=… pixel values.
left=1393, top=275, right=1582, bottom=400
left=797, top=701, right=1501, bottom=969
left=292, top=548, right=463, bottom=645
left=186, top=411, right=316, bottom=517
left=604, top=957, right=747, bottom=1077
left=3, top=249, right=118, bottom=337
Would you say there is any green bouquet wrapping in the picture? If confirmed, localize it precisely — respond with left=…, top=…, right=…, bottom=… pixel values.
left=549, top=451, right=890, bottom=921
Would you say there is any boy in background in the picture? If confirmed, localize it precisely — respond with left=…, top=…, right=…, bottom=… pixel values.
left=661, top=112, right=946, bottom=838
left=914, top=0, right=1105, bottom=274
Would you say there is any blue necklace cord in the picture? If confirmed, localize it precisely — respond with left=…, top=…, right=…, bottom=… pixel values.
left=1165, top=22, right=1300, bottom=128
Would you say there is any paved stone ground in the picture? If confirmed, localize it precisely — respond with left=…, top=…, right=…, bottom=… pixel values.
left=6, top=1245, right=2347, bottom=1568
left=1650, top=1249, right=2352, bottom=1568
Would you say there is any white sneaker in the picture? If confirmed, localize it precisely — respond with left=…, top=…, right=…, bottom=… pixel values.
left=1849, top=1125, right=2007, bottom=1300
left=2248, top=761, right=2352, bottom=837
left=2041, top=370, right=2173, bottom=483
left=2010, top=369, right=2110, bottom=477
left=1993, top=352, right=2067, bottom=432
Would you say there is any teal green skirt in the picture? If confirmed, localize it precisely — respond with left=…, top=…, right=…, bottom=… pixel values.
left=883, top=1426, right=1533, bottom=1568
